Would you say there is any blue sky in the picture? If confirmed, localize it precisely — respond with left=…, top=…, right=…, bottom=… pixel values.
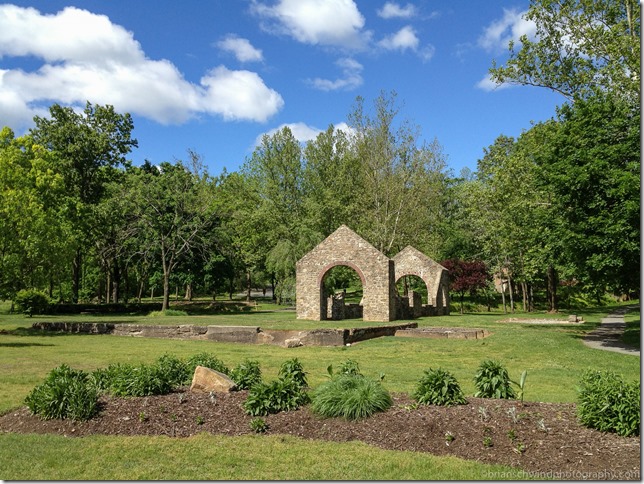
left=0, top=0, right=565, bottom=177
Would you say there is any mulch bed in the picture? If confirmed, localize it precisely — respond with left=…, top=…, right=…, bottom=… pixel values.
left=0, top=390, right=640, bottom=480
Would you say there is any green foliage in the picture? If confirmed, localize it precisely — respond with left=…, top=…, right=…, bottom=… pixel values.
left=24, top=364, right=99, bottom=421
left=413, top=368, right=467, bottom=406
left=94, top=362, right=173, bottom=397
left=229, top=359, right=262, bottom=390
left=154, top=354, right=190, bottom=388
left=310, top=373, right=392, bottom=420
left=327, top=359, right=362, bottom=378
left=473, top=360, right=516, bottom=399
left=512, top=370, right=528, bottom=403
left=185, top=352, right=230, bottom=379
left=13, top=289, right=50, bottom=316
left=577, top=370, right=640, bottom=437
left=148, top=310, right=189, bottom=317
left=249, top=417, right=269, bottom=433
left=243, top=378, right=310, bottom=417
left=278, top=358, right=308, bottom=388
left=243, top=358, right=310, bottom=416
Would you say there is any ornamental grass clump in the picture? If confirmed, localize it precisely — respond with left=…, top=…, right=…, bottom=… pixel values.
left=413, top=367, right=467, bottom=406
left=25, top=364, right=99, bottom=421
left=311, top=360, right=392, bottom=420
left=474, top=360, right=516, bottom=399
left=577, top=370, right=640, bottom=437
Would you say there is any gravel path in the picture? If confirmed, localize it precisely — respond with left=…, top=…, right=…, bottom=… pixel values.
left=583, top=306, right=640, bottom=356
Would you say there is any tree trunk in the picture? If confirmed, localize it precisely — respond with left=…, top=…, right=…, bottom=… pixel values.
left=508, top=275, right=515, bottom=313
left=112, top=260, right=120, bottom=304
left=185, top=283, right=193, bottom=301
left=271, top=274, right=276, bottom=302
left=162, top=272, right=170, bottom=311
left=72, top=249, right=81, bottom=304
left=500, top=279, right=507, bottom=314
left=546, top=265, right=558, bottom=312
left=137, top=278, right=145, bottom=303
left=246, top=270, right=252, bottom=303
left=105, top=270, right=111, bottom=304
left=521, top=281, right=528, bottom=312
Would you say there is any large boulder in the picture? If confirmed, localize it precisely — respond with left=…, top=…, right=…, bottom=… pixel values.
left=190, top=365, right=237, bottom=393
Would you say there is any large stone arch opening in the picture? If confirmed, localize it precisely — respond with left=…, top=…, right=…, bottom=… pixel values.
left=392, top=246, right=450, bottom=316
left=319, top=262, right=365, bottom=320
left=296, top=226, right=397, bottom=321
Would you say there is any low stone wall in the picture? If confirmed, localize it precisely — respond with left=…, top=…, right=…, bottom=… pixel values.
left=31, top=321, right=418, bottom=347
left=395, top=327, right=490, bottom=340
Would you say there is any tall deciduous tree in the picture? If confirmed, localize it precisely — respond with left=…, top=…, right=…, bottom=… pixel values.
left=489, top=0, right=640, bottom=100
left=124, top=153, right=217, bottom=310
left=348, top=91, right=449, bottom=256
left=29, top=102, right=137, bottom=302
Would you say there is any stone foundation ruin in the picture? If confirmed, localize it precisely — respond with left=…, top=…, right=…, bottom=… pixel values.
left=296, top=225, right=450, bottom=321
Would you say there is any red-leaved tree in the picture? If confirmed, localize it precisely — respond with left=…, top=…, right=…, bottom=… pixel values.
left=441, top=259, right=489, bottom=314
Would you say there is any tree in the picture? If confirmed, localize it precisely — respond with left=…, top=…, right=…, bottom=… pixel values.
left=29, top=102, right=137, bottom=302
left=440, top=259, right=490, bottom=314
left=489, top=0, right=640, bottom=101
left=0, top=128, right=71, bottom=301
left=124, top=154, right=218, bottom=310
left=536, top=93, right=640, bottom=299
left=348, top=91, right=449, bottom=256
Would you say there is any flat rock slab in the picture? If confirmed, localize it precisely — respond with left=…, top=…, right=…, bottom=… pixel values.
left=395, top=327, right=490, bottom=339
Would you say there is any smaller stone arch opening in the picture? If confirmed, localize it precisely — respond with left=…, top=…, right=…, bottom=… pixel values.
left=319, top=263, right=365, bottom=320
left=396, top=274, right=429, bottom=303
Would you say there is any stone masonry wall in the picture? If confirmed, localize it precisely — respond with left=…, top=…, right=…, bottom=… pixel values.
left=296, top=225, right=397, bottom=322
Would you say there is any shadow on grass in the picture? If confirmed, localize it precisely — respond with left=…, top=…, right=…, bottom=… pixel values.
left=0, top=341, right=55, bottom=347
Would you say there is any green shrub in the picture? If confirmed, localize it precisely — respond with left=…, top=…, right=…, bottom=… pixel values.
left=14, top=289, right=50, bottom=316
left=97, top=362, right=173, bottom=397
left=243, top=378, right=310, bottom=416
left=326, top=359, right=362, bottom=377
left=577, top=370, right=640, bottom=437
left=249, top=417, right=269, bottom=433
left=278, top=358, right=308, bottom=388
left=414, top=368, right=467, bottom=406
left=148, top=309, right=189, bottom=317
left=311, top=373, right=392, bottom=420
left=155, top=354, right=190, bottom=387
left=243, top=359, right=311, bottom=416
left=24, top=364, right=99, bottom=421
left=185, top=352, right=230, bottom=380
left=229, top=359, right=262, bottom=390
left=474, top=360, right=516, bottom=399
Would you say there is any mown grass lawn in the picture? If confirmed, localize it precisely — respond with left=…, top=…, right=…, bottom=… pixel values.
left=0, top=301, right=639, bottom=480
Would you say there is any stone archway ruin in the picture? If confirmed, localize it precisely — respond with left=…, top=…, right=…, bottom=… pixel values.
left=296, top=225, right=449, bottom=322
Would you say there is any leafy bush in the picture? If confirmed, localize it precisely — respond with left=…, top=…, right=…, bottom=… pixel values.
left=148, top=309, right=189, bottom=317
left=185, top=352, right=229, bottom=379
left=243, top=378, right=310, bottom=416
left=249, top=417, right=269, bottom=433
left=474, top=360, right=516, bottom=399
left=24, top=364, right=99, bottom=421
left=14, top=289, right=50, bottom=316
left=96, top=362, right=173, bottom=397
left=577, top=370, right=640, bottom=437
left=311, top=373, right=392, bottom=420
left=155, top=354, right=190, bottom=387
left=229, top=359, right=262, bottom=390
left=278, top=358, right=308, bottom=388
left=243, top=359, right=310, bottom=416
left=326, top=359, right=362, bottom=377
left=414, top=368, right=467, bottom=406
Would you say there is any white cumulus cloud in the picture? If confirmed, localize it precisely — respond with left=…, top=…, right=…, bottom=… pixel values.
left=254, top=121, right=355, bottom=147
left=478, top=8, right=536, bottom=53
left=307, top=57, right=363, bottom=91
left=252, top=0, right=370, bottom=49
left=0, top=5, right=283, bottom=129
left=476, top=74, right=513, bottom=92
left=216, top=34, right=264, bottom=62
left=377, top=2, right=417, bottom=19
left=378, top=25, right=419, bottom=51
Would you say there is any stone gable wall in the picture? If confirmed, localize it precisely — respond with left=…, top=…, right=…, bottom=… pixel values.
left=296, top=226, right=448, bottom=322
left=296, top=225, right=397, bottom=321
